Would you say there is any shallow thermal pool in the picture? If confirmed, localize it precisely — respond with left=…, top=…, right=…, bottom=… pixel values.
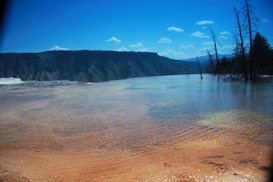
left=0, top=74, right=272, bottom=181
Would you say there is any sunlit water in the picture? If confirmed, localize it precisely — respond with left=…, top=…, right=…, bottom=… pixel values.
left=0, top=74, right=273, bottom=181
left=1, top=74, right=273, bottom=151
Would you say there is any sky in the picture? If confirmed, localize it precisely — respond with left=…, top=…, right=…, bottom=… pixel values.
left=1, top=0, right=273, bottom=59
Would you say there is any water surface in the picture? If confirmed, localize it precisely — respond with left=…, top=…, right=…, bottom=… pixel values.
left=0, top=74, right=272, bottom=181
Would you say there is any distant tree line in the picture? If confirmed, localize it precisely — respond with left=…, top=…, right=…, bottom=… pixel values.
left=206, top=0, right=273, bottom=81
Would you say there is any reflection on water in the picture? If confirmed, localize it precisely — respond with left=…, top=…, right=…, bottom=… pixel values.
left=0, top=74, right=273, bottom=181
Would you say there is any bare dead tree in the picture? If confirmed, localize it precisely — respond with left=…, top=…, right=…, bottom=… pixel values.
left=233, top=34, right=240, bottom=56
left=233, top=34, right=242, bottom=74
left=243, top=0, right=259, bottom=80
left=234, top=6, right=248, bottom=81
left=209, top=27, right=220, bottom=76
left=207, top=49, right=215, bottom=74
left=196, top=56, right=203, bottom=79
left=245, top=0, right=253, bottom=79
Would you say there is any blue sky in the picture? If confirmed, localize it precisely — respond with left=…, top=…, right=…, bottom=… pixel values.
left=1, top=0, right=273, bottom=59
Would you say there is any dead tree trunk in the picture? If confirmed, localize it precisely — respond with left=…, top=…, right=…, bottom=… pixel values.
left=210, top=27, right=220, bottom=76
left=207, top=49, right=215, bottom=75
left=196, top=57, right=203, bottom=79
left=234, top=7, right=248, bottom=81
left=234, top=34, right=241, bottom=74
left=244, top=0, right=254, bottom=80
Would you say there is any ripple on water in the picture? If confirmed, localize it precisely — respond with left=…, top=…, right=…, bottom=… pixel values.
left=1, top=75, right=273, bottom=181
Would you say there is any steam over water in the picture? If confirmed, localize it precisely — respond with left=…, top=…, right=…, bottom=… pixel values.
left=0, top=77, right=24, bottom=85
left=0, top=74, right=273, bottom=181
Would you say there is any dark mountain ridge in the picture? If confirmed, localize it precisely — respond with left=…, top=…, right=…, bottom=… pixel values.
left=0, top=50, right=200, bottom=82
